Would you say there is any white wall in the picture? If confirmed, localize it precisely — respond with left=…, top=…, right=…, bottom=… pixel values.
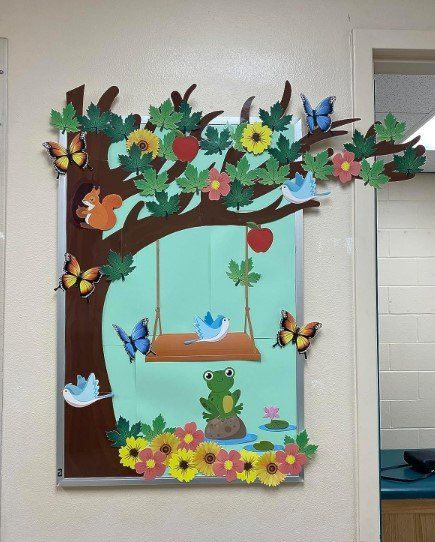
left=1, top=1, right=435, bottom=541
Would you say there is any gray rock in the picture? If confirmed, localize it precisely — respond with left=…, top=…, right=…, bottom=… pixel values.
left=205, top=415, right=247, bottom=440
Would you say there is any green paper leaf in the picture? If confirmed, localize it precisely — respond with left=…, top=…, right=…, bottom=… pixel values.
left=146, top=191, right=179, bottom=218
left=149, top=99, right=183, bottom=131
left=226, top=156, right=260, bottom=186
left=283, top=435, right=295, bottom=445
left=106, top=416, right=138, bottom=448
left=223, top=180, right=253, bottom=210
left=226, top=257, right=261, bottom=287
left=78, top=102, right=111, bottom=133
left=134, top=169, right=168, bottom=197
left=257, top=157, right=289, bottom=185
left=269, top=135, right=301, bottom=165
left=304, top=444, right=319, bottom=459
left=296, top=429, right=309, bottom=450
left=302, top=150, right=334, bottom=181
left=177, top=101, right=202, bottom=134
left=393, top=147, right=426, bottom=175
left=118, top=144, right=153, bottom=175
left=104, top=113, right=137, bottom=142
left=140, top=415, right=172, bottom=440
left=200, top=126, right=231, bottom=156
left=343, top=129, right=376, bottom=160
left=50, top=103, right=80, bottom=133
left=101, top=250, right=135, bottom=282
left=152, top=414, right=166, bottom=434
left=176, top=164, right=209, bottom=193
left=130, top=422, right=142, bottom=438
left=259, top=101, right=292, bottom=132
left=158, top=131, right=178, bottom=161
left=229, top=123, right=247, bottom=152
left=360, top=159, right=389, bottom=188
left=374, top=112, right=406, bottom=142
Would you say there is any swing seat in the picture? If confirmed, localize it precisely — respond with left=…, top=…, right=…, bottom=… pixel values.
left=148, top=332, right=261, bottom=362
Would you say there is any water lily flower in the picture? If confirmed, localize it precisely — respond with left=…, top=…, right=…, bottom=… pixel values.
left=202, top=168, right=231, bottom=201
left=213, top=449, right=244, bottom=482
left=175, top=421, right=204, bottom=451
left=276, top=443, right=307, bottom=475
left=332, top=150, right=361, bottom=183
left=135, top=448, right=166, bottom=480
left=264, top=406, right=280, bottom=421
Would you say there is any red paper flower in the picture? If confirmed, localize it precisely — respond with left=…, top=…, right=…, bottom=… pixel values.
left=213, top=449, right=244, bottom=482
left=175, top=422, right=204, bottom=451
left=276, top=443, right=307, bottom=476
left=332, top=151, right=361, bottom=183
left=202, top=168, right=231, bottom=201
left=135, top=448, right=166, bottom=480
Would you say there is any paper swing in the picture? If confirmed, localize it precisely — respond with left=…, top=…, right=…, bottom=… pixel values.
left=148, top=226, right=261, bottom=362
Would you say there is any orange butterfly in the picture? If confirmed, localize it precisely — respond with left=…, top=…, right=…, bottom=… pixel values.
left=43, top=132, right=89, bottom=176
left=273, top=310, right=321, bottom=358
left=55, top=253, right=102, bottom=299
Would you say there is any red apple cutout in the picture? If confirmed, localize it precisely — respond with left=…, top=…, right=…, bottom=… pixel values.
left=172, top=135, right=199, bottom=162
left=247, top=223, right=273, bottom=253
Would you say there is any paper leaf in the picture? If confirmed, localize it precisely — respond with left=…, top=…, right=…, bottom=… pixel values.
left=302, top=150, right=334, bottom=181
left=104, top=113, right=137, bottom=142
left=146, top=191, right=179, bottom=218
left=130, top=422, right=142, bottom=438
left=140, top=414, right=173, bottom=440
left=283, top=434, right=295, bottom=445
left=152, top=414, right=166, bottom=434
left=343, top=130, right=375, bottom=160
left=360, top=159, right=389, bottom=188
left=393, top=147, right=426, bottom=175
left=158, top=131, right=177, bottom=161
left=176, top=164, right=209, bottom=193
left=101, top=250, right=135, bottom=282
left=50, top=103, right=80, bottom=133
left=226, top=156, right=260, bottom=186
left=223, top=180, right=253, bottom=210
left=259, top=101, right=292, bottom=132
left=304, top=444, right=319, bottom=458
left=78, top=103, right=111, bottom=133
left=269, top=135, right=301, bottom=165
left=106, top=416, right=135, bottom=448
left=226, top=257, right=261, bottom=287
left=229, top=122, right=247, bottom=152
left=177, top=101, right=202, bottom=134
left=149, top=99, right=183, bottom=131
left=200, top=126, right=231, bottom=156
left=296, top=429, right=309, bottom=450
left=134, top=169, right=168, bottom=197
left=257, top=157, right=289, bottom=185
left=374, top=112, right=406, bottom=142
left=118, top=144, right=153, bottom=175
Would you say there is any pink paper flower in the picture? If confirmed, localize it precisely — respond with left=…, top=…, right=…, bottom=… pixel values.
left=175, top=422, right=204, bottom=451
left=213, top=449, right=244, bottom=482
left=135, top=448, right=166, bottom=480
left=332, top=151, right=361, bottom=183
left=276, top=443, right=307, bottom=476
left=202, top=167, right=231, bottom=201
left=264, top=406, right=280, bottom=420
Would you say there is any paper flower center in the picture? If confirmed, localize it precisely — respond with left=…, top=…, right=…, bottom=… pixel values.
left=244, top=462, right=253, bottom=471
left=252, top=132, right=261, bottom=142
left=184, top=434, right=194, bottom=444
left=211, top=180, right=220, bottom=190
left=205, top=453, right=216, bottom=464
left=161, top=444, right=171, bottom=455
left=224, top=460, right=234, bottom=471
left=286, top=455, right=296, bottom=465
left=129, top=448, right=139, bottom=458
left=146, top=459, right=156, bottom=469
left=179, top=460, right=189, bottom=470
left=138, top=141, right=148, bottom=151
left=341, top=161, right=350, bottom=171
left=267, top=462, right=278, bottom=474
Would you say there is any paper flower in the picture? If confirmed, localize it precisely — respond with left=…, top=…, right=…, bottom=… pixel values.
left=193, top=441, right=221, bottom=476
left=264, top=406, right=280, bottom=421
left=135, top=448, right=166, bottom=480
left=168, top=448, right=198, bottom=482
left=332, top=151, right=361, bottom=183
left=175, top=422, right=204, bottom=451
left=118, top=436, right=148, bottom=470
left=212, top=449, right=244, bottom=482
left=276, top=443, right=307, bottom=475
left=126, top=128, right=159, bottom=158
left=202, top=168, right=231, bottom=201
left=150, top=432, right=180, bottom=463
left=241, top=122, right=272, bottom=155
left=256, top=451, right=286, bottom=487
left=236, top=449, right=259, bottom=484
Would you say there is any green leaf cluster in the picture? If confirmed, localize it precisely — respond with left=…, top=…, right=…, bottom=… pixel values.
left=78, top=103, right=111, bottom=133
left=283, top=429, right=318, bottom=458
left=105, top=113, right=137, bottom=142
left=229, top=122, right=247, bottom=151
left=146, top=191, right=179, bottom=218
left=177, top=101, right=202, bottom=133
left=141, top=414, right=175, bottom=440
left=158, top=131, right=177, bottom=161
left=135, top=169, right=168, bottom=197
left=118, top=144, right=153, bottom=175
left=149, top=99, right=183, bottom=130
left=223, top=180, right=253, bottom=210
left=106, top=417, right=141, bottom=448
left=257, top=157, right=289, bottom=185
left=374, top=112, right=406, bottom=142
left=393, top=147, right=426, bottom=175
left=270, top=135, right=301, bottom=165
left=226, top=156, right=260, bottom=186
left=259, top=101, right=292, bottom=132
left=177, top=164, right=209, bottom=193
left=101, top=250, right=135, bottom=282
left=360, top=159, right=389, bottom=188
left=50, top=103, right=80, bottom=133
left=201, top=126, right=231, bottom=156
left=343, top=129, right=376, bottom=160
left=226, top=258, right=261, bottom=287
left=302, top=150, right=334, bottom=181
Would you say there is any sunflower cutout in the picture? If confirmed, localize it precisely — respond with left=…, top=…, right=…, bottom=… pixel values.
left=126, top=128, right=159, bottom=158
left=193, top=441, right=221, bottom=476
left=119, top=437, right=148, bottom=470
left=150, top=432, right=180, bottom=463
left=241, top=122, right=272, bottom=155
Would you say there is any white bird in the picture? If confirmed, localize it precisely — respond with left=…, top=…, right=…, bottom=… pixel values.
left=280, top=171, right=330, bottom=204
left=62, top=373, right=113, bottom=408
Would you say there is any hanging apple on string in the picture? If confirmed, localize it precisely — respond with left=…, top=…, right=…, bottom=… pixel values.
left=246, top=222, right=274, bottom=253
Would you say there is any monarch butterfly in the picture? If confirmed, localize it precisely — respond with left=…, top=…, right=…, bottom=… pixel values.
left=43, top=132, right=89, bottom=176
left=273, top=310, right=321, bottom=358
left=55, top=253, right=101, bottom=300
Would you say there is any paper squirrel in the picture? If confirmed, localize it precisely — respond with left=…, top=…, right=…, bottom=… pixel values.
left=75, top=186, right=122, bottom=231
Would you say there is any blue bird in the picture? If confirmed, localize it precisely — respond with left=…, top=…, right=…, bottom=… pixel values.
left=62, top=373, right=113, bottom=408
left=184, top=311, right=230, bottom=345
left=280, top=172, right=330, bottom=204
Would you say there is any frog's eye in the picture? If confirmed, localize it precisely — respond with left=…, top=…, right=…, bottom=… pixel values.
left=224, top=367, right=234, bottom=378
left=203, top=371, right=214, bottom=381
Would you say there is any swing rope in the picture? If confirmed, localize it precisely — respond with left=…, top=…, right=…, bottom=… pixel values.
left=244, top=225, right=254, bottom=338
left=152, top=239, right=162, bottom=342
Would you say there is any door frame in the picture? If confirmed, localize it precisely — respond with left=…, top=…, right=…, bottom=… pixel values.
left=352, top=29, right=435, bottom=542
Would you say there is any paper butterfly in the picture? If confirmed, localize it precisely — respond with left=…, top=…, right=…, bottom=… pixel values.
left=55, top=253, right=102, bottom=299
left=273, top=310, right=321, bottom=358
left=112, top=318, right=156, bottom=362
left=43, top=132, right=89, bottom=176
left=301, top=94, right=336, bottom=134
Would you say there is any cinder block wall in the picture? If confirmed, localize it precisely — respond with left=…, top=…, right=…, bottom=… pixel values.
left=378, top=176, right=435, bottom=448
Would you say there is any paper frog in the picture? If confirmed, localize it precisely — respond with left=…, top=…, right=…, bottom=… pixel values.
left=200, top=367, right=243, bottom=422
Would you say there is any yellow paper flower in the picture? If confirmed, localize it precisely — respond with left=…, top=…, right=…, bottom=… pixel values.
left=241, top=122, right=272, bottom=155
left=193, top=441, right=221, bottom=476
left=256, top=451, right=286, bottom=487
left=168, top=448, right=198, bottom=482
left=150, top=432, right=180, bottom=463
left=119, top=436, right=148, bottom=470
left=126, top=129, right=159, bottom=158
left=237, top=449, right=260, bottom=484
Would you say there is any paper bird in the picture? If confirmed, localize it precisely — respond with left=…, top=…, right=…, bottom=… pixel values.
left=62, top=373, right=113, bottom=408
left=184, top=311, right=230, bottom=345
left=280, top=172, right=330, bottom=204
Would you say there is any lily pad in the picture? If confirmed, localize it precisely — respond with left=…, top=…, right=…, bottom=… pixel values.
left=253, top=440, right=275, bottom=451
left=265, top=419, right=289, bottom=430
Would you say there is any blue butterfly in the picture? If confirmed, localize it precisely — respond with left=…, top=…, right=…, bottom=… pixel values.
left=301, top=94, right=336, bottom=133
left=112, top=318, right=155, bottom=362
